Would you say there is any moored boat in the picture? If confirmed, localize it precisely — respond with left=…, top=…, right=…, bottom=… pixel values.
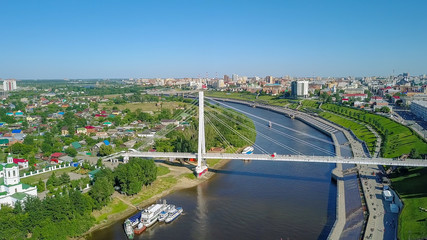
left=242, top=146, right=254, bottom=155
left=158, top=205, right=175, bottom=222
left=124, top=219, right=134, bottom=239
left=133, top=222, right=147, bottom=235
left=140, top=203, right=167, bottom=227
left=165, top=207, right=183, bottom=224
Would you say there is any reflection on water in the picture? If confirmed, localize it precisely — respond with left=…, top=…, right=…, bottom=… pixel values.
left=89, top=102, right=337, bottom=240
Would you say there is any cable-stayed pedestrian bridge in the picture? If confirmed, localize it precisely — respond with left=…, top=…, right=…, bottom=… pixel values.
left=118, top=151, right=427, bottom=167
left=105, top=90, right=427, bottom=176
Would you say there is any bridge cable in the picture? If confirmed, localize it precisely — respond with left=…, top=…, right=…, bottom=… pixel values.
left=204, top=110, right=271, bottom=155
left=205, top=104, right=336, bottom=156
left=208, top=98, right=351, bottom=151
left=206, top=109, right=302, bottom=155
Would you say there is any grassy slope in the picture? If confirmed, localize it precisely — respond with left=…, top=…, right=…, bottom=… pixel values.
left=156, top=165, right=170, bottom=176
left=322, top=104, right=427, bottom=158
left=20, top=167, right=77, bottom=185
left=94, top=198, right=130, bottom=223
left=391, top=168, right=427, bottom=240
left=319, top=112, right=376, bottom=154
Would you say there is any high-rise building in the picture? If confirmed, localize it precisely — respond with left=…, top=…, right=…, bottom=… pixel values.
left=232, top=74, right=239, bottom=82
left=224, top=75, right=230, bottom=82
left=3, top=79, right=17, bottom=91
left=265, top=76, right=274, bottom=84
left=291, top=80, right=309, bottom=98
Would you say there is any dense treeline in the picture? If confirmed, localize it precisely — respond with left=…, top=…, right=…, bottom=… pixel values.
left=0, top=189, right=94, bottom=240
left=0, top=158, right=157, bottom=240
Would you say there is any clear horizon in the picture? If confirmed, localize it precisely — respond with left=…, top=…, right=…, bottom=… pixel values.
left=1, top=0, right=426, bottom=79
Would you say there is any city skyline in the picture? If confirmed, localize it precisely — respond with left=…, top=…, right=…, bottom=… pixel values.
left=1, top=0, right=427, bottom=79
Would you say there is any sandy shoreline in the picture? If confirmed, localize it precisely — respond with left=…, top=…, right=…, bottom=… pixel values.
left=82, top=158, right=231, bottom=238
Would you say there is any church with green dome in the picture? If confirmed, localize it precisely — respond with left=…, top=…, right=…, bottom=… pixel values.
left=0, top=154, right=37, bottom=208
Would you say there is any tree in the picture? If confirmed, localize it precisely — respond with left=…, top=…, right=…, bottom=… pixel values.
left=409, top=148, right=420, bottom=159
left=96, top=158, right=103, bottom=168
left=46, top=172, right=60, bottom=187
left=89, top=176, right=114, bottom=209
left=59, top=173, right=71, bottom=185
left=37, top=179, right=45, bottom=192
left=380, top=106, right=390, bottom=113
left=98, top=144, right=113, bottom=156
left=65, top=147, right=77, bottom=157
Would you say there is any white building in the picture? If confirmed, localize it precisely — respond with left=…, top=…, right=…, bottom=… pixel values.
left=0, top=154, right=37, bottom=208
left=3, top=79, right=17, bottom=91
left=291, top=80, right=309, bottom=98
left=411, top=100, right=427, bottom=121
left=232, top=74, right=239, bottom=82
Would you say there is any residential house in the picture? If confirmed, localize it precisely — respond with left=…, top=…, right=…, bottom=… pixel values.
left=103, top=122, right=113, bottom=127
left=138, top=129, right=156, bottom=138
left=61, top=126, right=69, bottom=136
left=76, top=128, right=87, bottom=135
left=160, top=119, right=179, bottom=126
left=85, top=126, right=97, bottom=134
left=50, top=153, right=65, bottom=163
left=58, top=155, right=73, bottom=163
left=70, top=141, right=82, bottom=150
left=122, top=140, right=136, bottom=148
left=0, top=139, right=9, bottom=147
left=13, top=158, right=29, bottom=169
left=95, top=132, right=108, bottom=139
left=14, top=111, right=24, bottom=117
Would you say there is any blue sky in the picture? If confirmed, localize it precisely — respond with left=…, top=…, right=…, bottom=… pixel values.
left=0, top=0, right=426, bottom=79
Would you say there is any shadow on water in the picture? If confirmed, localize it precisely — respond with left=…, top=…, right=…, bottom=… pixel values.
left=209, top=168, right=329, bottom=183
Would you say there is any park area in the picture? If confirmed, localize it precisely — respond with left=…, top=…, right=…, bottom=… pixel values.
left=391, top=168, right=427, bottom=240
left=321, top=104, right=427, bottom=158
left=319, top=112, right=377, bottom=154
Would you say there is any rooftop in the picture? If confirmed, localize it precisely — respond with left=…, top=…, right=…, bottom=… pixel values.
left=11, top=192, right=27, bottom=200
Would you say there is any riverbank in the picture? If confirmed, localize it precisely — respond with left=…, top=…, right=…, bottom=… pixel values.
left=83, top=158, right=232, bottom=238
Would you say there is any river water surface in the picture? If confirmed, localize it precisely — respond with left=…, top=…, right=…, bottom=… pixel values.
left=90, top=102, right=337, bottom=240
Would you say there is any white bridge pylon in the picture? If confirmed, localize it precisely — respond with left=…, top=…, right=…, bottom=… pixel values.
left=195, top=90, right=208, bottom=177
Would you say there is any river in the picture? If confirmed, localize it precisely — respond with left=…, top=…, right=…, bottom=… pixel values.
left=89, top=102, right=337, bottom=240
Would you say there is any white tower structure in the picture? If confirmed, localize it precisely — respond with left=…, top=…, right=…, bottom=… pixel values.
left=195, top=90, right=208, bottom=177
left=4, top=154, right=19, bottom=185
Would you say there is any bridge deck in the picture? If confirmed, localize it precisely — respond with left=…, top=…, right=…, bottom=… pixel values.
left=121, top=152, right=427, bottom=167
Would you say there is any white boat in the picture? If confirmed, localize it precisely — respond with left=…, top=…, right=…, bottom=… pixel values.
left=140, top=203, right=167, bottom=227
left=165, top=207, right=183, bottom=223
left=242, top=146, right=254, bottom=155
left=124, top=219, right=134, bottom=239
left=158, top=205, right=175, bottom=222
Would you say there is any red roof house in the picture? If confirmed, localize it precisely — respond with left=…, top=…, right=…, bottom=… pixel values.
left=51, top=152, right=65, bottom=159
left=13, top=158, right=29, bottom=169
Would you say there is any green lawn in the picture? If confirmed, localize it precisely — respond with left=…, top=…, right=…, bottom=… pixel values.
left=391, top=168, right=427, bottom=240
left=20, top=167, right=77, bottom=185
left=156, top=165, right=170, bottom=176
left=183, top=173, right=196, bottom=179
left=94, top=198, right=129, bottom=223
left=319, top=112, right=377, bottom=154
left=301, top=100, right=320, bottom=109
left=130, top=176, right=177, bottom=205
left=322, top=104, right=427, bottom=158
